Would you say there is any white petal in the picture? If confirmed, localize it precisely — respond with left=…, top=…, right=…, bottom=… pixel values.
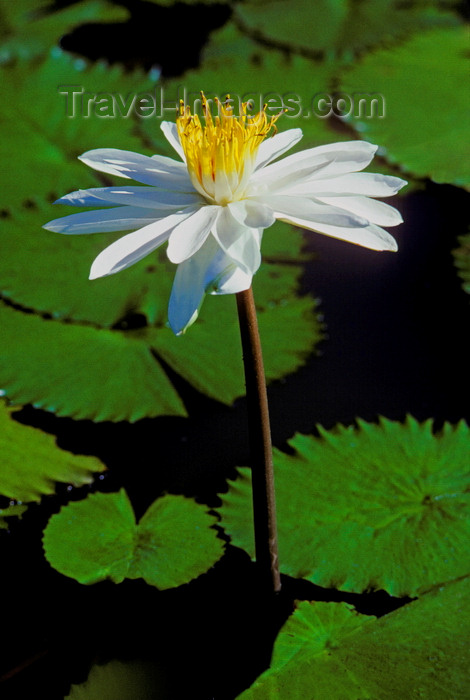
left=160, top=121, right=185, bottom=162
left=168, top=239, right=216, bottom=335
left=212, top=207, right=261, bottom=276
left=167, top=237, right=252, bottom=335
left=56, top=187, right=202, bottom=210
left=54, top=190, right=116, bottom=207
left=89, top=209, right=195, bottom=279
left=252, top=141, right=378, bottom=191
left=261, top=195, right=368, bottom=228
left=205, top=236, right=256, bottom=295
left=278, top=213, right=398, bottom=251
left=166, top=205, right=219, bottom=264
left=43, top=206, right=162, bottom=234
left=228, top=200, right=275, bottom=229
left=316, top=195, right=403, bottom=226
left=282, top=172, right=408, bottom=197
left=78, top=148, right=192, bottom=190
left=254, top=128, right=303, bottom=170
left=211, top=263, right=252, bottom=295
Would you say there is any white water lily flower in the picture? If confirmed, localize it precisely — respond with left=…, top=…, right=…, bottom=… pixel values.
left=44, top=96, right=406, bottom=335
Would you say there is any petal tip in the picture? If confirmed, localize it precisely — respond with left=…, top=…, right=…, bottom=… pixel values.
left=168, top=308, right=199, bottom=336
left=42, top=220, right=61, bottom=232
left=89, top=258, right=109, bottom=280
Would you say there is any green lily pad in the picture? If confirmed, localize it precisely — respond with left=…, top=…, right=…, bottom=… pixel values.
left=219, top=417, right=470, bottom=597
left=0, top=25, right=332, bottom=423
left=43, top=490, right=224, bottom=588
left=238, top=576, right=470, bottom=699
left=0, top=503, right=29, bottom=530
left=0, top=206, right=172, bottom=328
left=235, top=0, right=460, bottom=59
left=0, top=290, right=319, bottom=422
left=0, top=49, right=165, bottom=210
left=0, top=205, right=308, bottom=327
left=0, top=398, right=104, bottom=502
left=0, top=201, right=321, bottom=422
left=151, top=23, right=345, bottom=150
left=65, top=659, right=168, bottom=700
left=156, top=22, right=416, bottom=185
left=0, top=302, right=187, bottom=421
left=339, top=26, right=470, bottom=187
left=0, top=0, right=128, bottom=61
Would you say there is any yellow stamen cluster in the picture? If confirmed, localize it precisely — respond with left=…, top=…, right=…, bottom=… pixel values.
left=176, top=94, right=281, bottom=204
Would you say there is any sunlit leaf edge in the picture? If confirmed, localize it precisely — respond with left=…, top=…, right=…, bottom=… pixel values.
left=339, top=26, right=470, bottom=188
left=0, top=398, right=105, bottom=502
left=0, top=208, right=322, bottom=422
left=0, top=48, right=166, bottom=211
left=218, top=415, right=470, bottom=597
left=0, top=0, right=129, bottom=62
left=238, top=575, right=470, bottom=699
left=234, top=0, right=461, bottom=61
left=43, top=490, right=225, bottom=589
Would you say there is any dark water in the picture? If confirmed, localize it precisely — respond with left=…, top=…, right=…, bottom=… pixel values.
left=275, top=183, right=470, bottom=434
left=3, top=181, right=469, bottom=700
left=2, top=3, right=470, bottom=695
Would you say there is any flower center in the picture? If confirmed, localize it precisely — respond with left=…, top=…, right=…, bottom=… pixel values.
left=176, top=94, right=281, bottom=205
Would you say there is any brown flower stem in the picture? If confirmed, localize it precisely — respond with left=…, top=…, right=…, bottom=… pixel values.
left=236, top=287, right=281, bottom=595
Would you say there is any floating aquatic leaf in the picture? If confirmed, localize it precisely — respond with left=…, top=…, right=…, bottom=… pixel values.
left=127, top=494, right=224, bottom=589
left=0, top=0, right=128, bottom=61
left=0, top=503, right=29, bottom=530
left=238, top=576, right=470, bottom=699
left=0, top=204, right=321, bottom=421
left=148, top=23, right=344, bottom=150
left=156, top=22, right=413, bottom=186
left=0, top=179, right=310, bottom=326
left=0, top=206, right=173, bottom=328
left=235, top=0, right=460, bottom=59
left=43, top=490, right=224, bottom=588
left=65, top=659, right=168, bottom=700
left=0, top=50, right=165, bottom=210
left=0, top=399, right=104, bottom=502
left=0, top=302, right=186, bottom=421
left=340, top=26, right=470, bottom=188
left=0, top=24, right=324, bottom=422
left=219, top=417, right=470, bottom=597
